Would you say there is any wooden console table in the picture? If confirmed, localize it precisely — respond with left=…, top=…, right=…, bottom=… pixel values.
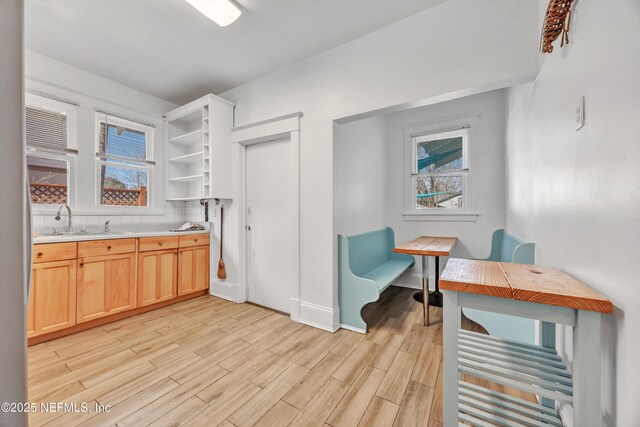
left=394, top=236, right=457, bottom=326
left=440, top=258, right=612, bottom=426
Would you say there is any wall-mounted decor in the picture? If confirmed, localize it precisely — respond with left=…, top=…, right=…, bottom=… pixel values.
left=540, top=0, right=575, bottom=53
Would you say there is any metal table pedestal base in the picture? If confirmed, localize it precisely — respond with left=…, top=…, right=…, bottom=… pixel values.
left=412, top=290, right=443, bottom=307
left=415, top=255, right=441, bottom=326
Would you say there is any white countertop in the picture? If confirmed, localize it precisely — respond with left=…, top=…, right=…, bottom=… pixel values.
left=33, top=223, right=210, bottom=244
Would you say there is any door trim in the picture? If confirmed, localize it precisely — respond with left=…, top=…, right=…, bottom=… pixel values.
left=233, top=112, right=301, bottom=321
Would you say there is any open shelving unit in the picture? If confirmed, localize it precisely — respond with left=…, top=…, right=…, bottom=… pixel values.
left=164, top=94, right=234, bottom=202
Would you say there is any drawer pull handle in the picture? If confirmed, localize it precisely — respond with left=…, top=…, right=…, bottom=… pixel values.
left=37, top=252, right=43, bottom=257
left=79, top=262, right=84, bottom=267
left=194, top=239, right=198, bottom=242
left=107, top=246, right=112, bottom=250
left=159, top=242, right=163, bottom=246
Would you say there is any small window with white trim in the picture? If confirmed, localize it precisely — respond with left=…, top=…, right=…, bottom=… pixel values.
left=412, top=128, right=468, bottom=210
left=96, top=113, right=154, bottom=207
left=25, top=93, right=78, bottom=205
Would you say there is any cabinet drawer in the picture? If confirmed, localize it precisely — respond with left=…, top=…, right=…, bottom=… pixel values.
left=179, top=233, right=210, bottom=248
left=34, top=242, right=77, bottom=263
left=139, top=236, right=179, bottom=252
left=78, top=238, right=136, bottom=258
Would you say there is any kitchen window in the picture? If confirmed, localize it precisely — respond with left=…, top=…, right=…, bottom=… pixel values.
left=95, top=113, right=154, bottom=207
left=25, top=93, right=78, bottom=205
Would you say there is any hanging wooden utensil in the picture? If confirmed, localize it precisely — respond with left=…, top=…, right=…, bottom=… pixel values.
left=217, top=204, right=227, bottom=279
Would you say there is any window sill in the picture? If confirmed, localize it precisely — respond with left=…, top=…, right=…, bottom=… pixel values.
left=402, top=211, right=479, bottom=222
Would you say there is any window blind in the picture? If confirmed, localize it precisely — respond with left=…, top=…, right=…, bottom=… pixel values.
left=99, top=122, right=147, bottom=161
left=26, top=107, right=67, bottom=149
left=96, top=114, right=154, bottom=165
left=25, top=92, right=78, bottom=154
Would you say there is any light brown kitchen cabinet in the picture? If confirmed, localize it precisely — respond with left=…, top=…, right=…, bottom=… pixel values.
left=28, top=234, right=210, bottom=345
left=178, top=245, right=210, bottom=295
left=28, top=259, right=77, bottom=338
left=28, top=243, right=77, bottom=338
left=77, top=252, right=137, bottom=323
left=138, top=249, right=178, bottom=307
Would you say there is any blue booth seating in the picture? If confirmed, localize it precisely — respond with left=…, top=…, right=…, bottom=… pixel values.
left=465, top=229, right=536, bottom=343
left=338, top=228, right=414, bottom=333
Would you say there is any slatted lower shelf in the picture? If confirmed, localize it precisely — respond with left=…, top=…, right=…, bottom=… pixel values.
left=457, top=330, right=573, bottom=404
left=458, top=381, right=562, bottom=427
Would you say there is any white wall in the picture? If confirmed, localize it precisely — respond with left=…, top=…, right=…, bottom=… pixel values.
left=333, top=116, right=389, bottom=309
left=221, top=0, right=539, bottom=329
left=25, top=51, right=187, bottom=230
left=385, top=90, right=507, bottom=285
left=0, top=0, right=27, bottom=425
left=334, top=116, right=388, bottom=237
left=505, top=0, right=640, bottom=424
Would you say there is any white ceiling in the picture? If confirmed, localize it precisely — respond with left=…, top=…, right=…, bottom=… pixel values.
left=25, top=0, right=445, bottom=104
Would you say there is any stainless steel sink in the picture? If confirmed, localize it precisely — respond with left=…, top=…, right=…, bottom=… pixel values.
left=80, top=231, right=123, bottom=236
left=36, top=231, right=123, bottom=238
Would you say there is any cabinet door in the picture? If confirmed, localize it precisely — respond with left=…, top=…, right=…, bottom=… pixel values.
left=27, top=260, right=77, bottom=337
left=178, top=245, right=209, bottom=296
left=138, top=249, right=177, bottom=307
left=77, top=253, right=136, bottom=323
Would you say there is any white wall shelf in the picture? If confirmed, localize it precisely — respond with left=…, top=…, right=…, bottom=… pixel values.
left=166, top=196, right=203, bottom=202
left=168, top=152, right=203, bottom=163
left=164, top=94, right=234, bottom=201
left=169, top=129, right=203, bottom=144
left=169, top=174, right=203, bottom=183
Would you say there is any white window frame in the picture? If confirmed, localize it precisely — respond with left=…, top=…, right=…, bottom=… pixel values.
left=25, top=92, right=78, bottom=212
left=94, top=113, right=156, bottom=211
left=403, top=115, right=479, bottom=221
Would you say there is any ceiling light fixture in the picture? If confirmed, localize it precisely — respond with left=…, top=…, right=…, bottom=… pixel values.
left=185, top=0, right=241, bottom=27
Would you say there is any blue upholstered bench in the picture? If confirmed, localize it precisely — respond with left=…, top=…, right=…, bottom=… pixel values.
left=464, top=229, right=536, bottom=343
left=338, top=228, right=414, bottom=333
left=480, top=228, right=535, bottom=264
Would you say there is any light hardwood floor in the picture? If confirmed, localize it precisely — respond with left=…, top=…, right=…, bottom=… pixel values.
left=27, top=286, right=516, bottom=426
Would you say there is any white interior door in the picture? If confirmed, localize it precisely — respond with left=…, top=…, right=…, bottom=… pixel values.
left=246, top=137, right=292, bottom=313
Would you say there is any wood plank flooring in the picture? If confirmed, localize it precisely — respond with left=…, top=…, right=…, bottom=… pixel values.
left=27, top=286, right=528, bottom=426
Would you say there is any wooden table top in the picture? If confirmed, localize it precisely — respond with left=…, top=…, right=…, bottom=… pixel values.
left=394, top=236, right=458, bottom=256
left=440, top=258, right=613, bottom=314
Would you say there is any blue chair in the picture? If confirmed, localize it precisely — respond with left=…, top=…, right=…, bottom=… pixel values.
left=482, top=228, right=535, bottom=264
left=338, top=228, right=414, bottom=333
left=464, top=229, right=536, bottom=343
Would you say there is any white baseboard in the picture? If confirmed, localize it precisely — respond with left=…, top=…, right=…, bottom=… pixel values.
left=210, top=279, right=241, bottom=302
left=392, top=272, right=437, bottom=290
left=289, top=297, right=300, bottom=322
left=211, top=284, right=338, bottom=333
left=340, top=323, right=366, bottom=334
left=298, top=300, right=339, bottom=332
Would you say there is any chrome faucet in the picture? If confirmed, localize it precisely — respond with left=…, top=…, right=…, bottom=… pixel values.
left=55, top=204, right=72, bottom=232
left=104, top=220, right=110, bottom=233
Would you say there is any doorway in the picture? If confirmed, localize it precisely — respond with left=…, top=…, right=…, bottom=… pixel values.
left=245, top=137, right=293, bottom=313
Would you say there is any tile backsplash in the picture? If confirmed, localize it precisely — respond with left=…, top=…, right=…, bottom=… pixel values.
left=32, top=200, right=218, bottom=232
left=32, top=201, right=186, bottom=231
left=184, top=200, right=216, bottom=222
